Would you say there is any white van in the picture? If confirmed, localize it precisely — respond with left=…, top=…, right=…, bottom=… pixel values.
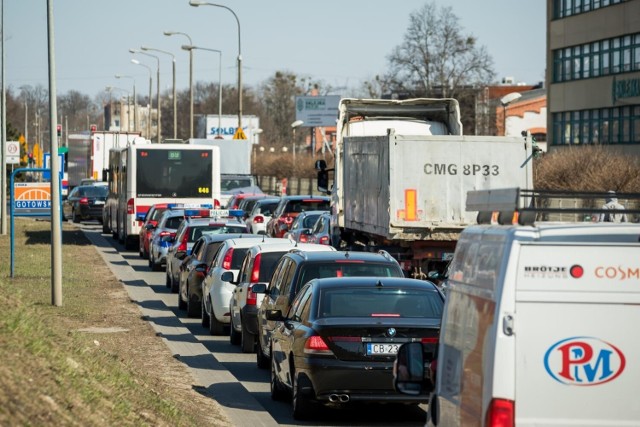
left=395, top=189, right=640, bottom=426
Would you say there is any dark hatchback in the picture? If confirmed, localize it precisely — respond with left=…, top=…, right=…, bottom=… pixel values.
left=269, top=277, right=444, bottom=420
left=63, top=184, right=108, bottom=223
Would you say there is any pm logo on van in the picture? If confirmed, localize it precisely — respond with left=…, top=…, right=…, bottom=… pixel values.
left=544, top=337, right=626, bottom=386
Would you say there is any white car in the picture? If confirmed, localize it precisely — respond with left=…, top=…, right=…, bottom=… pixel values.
left=244, top=197, right=280, bottom=234
left=201, top=236, right=273, bottom=335
left=227, top=240, right=336, bottom=353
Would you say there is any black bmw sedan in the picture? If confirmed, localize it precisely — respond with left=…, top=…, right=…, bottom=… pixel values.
left=62, top=184, right=108, bottom=223
left=268, top=276, right=444, bottom=420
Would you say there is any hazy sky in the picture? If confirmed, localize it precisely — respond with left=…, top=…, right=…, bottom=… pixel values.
left=5, top=1, right=546, bottom=98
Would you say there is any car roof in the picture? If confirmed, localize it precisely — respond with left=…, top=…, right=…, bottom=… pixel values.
left=247, top=241, right=336, bottom=254
left=200, top=233, right=257, bottom=243
left=285, top=250, right=398, bottom=264
left=308, top=276, right=439, bottom=291
left=218, top=236, right=277, bottom=248
left=279, top=195, right=330, bottom=201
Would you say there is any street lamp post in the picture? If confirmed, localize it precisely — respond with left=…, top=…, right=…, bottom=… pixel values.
left=291, top=120, right=304, bottom=162
left=164, top=31, right=194, bottom=139
left=115, top=74, right=137, bottom=132
left=131, top=48, right=161, bottom=143
left=131, top=59, right=153, bottom=141
left=142, top=46, right=177, bottom=139
left=182, top=45, right=223, bottom=138
left=189, top=1, right=243, bottom=133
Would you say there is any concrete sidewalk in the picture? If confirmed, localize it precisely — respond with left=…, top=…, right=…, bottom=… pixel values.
left=83, top=228, right=279, bottom=427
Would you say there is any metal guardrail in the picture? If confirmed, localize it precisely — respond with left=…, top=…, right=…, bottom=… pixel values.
left=467, top=188, right=640, bottom=225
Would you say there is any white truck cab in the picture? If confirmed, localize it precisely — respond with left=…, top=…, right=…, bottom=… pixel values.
left=395, top=188, right=640, bottom=426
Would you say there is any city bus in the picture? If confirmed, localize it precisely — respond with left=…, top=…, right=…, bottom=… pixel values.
left=103, top=142, right=221, bottom=249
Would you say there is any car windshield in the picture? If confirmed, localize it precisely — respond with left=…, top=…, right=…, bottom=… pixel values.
left=297, top=262, right=402, bottom=287
left=285, top=200, right=329, bottom=213
left=201, top=224, right=248, bottom=235
left=78, top=186, right=108, bottom=197
left=318, top=287, right=443, bottom=319
left=302, top=214, right=321, bottom=228
left=221, top=178, right=253, bottom=191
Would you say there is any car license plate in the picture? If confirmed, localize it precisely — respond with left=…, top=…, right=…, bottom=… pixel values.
left=366, top=343, right=400, bottom=355
left=94, top=201, right=105, bottom=205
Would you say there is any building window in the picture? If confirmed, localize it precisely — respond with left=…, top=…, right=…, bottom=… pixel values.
left=552, top=33, right=640, bottom=83
left=552, top=106, right=640, bottom=146
left=553, top=0, right=626, bottom=19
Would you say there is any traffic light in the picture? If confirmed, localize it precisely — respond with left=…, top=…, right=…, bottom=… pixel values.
left=56, top=124, right=62, bottom=137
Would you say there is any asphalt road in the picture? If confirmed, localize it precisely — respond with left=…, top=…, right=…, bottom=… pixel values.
left=79, top=221, right=428, bottom=427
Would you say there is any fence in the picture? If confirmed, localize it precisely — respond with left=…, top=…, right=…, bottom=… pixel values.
left=256, top=176, right=326, bottom=197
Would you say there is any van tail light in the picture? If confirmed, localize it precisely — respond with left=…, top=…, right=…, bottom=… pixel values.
left=304, top=335, right=333, bottom=355
left=127, top=198, right=134, bottom=215
left=79, top=197, right=89, bottom=205
left=253, top=215, right=264, bottom=224
left=319, top=235, right=330, bottom=245
left=222, top=248, right=234, bottom=270
left=177, top=231, right=188, bottom=252
left=485, top=398, right=515, bottom=427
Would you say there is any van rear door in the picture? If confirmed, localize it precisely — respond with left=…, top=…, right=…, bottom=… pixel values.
left=514, top=243, right=640, bottom=426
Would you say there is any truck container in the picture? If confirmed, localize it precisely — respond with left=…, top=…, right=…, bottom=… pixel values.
left=316, top=98, right=534, bottom=276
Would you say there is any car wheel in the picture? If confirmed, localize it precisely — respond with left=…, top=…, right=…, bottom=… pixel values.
left=208, top=306, right=225, bottom=335
left=139, top=242, right=144, bottom=257
left=241, top=327, right=256, bottom=353
left=292, top=371, right=316, bottom=420
left=186, top=287, right=201, bottom=318
left=270, top=350, right=287, bottom=401
left=142, top=245, right=149, bottom=260
left=148, top=252, right=154, bottom=269
left=72, top=209, right=80, bottom=223
left=229, top=316, right=241, bottom=345
left=201, top=298, right=209, bottom=327
left=102, top=221, right=109, bottom=234
left=257, top=338, right=270, bottom=369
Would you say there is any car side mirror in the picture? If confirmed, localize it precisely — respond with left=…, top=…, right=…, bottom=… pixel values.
left=221, top=271, right=235, bottom=283
left=145, top=224, right=155, bottom=230
left=252, top=283, right=267, bottom=294
left=265, top=309, right=284, bottom=321
left=394, top=342, right=427, bottom=396
left=176, top=251, right=187, bottom=260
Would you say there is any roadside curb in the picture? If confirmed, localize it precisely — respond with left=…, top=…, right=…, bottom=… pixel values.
left=83, top=227, right=279, bottom=427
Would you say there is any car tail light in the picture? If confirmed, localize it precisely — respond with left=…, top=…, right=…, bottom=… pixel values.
left=485, top=398, right=515, bottom=427
left=299, top=233, right=309, bottom=243
left=222, top=248, right=234, bottom=270
left=127, top=198, right=134, bottom=215
left=79, top=197, right=89, bottom=205
left=304, top=335, right=333, bottom=355
left=253, top=215, right=264, bottom=224
left=214, top=199, right=221, bottom=209
left=284, top=215, right=294, bottom=224
left=250, top=253, right=261, bottom=283
left=319, top=236, right=330, bottom=245
left=177, top=230, right=188, bottom=252
left=421, top=337, right=438, bottom=344
left=246, top=284, right=258, bottom=306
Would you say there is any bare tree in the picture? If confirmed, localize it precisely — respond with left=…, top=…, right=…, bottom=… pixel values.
left=385, top=2, right=495, bottom=99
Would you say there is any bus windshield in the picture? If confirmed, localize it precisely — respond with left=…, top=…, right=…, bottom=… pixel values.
left=136, top=149, right=212, bottom=198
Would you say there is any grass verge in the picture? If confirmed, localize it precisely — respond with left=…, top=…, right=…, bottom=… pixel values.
left=0, top=217, right=231, bottom=426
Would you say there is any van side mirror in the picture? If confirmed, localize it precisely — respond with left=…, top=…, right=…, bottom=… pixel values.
left=394, top=342, right=428, bottom=396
